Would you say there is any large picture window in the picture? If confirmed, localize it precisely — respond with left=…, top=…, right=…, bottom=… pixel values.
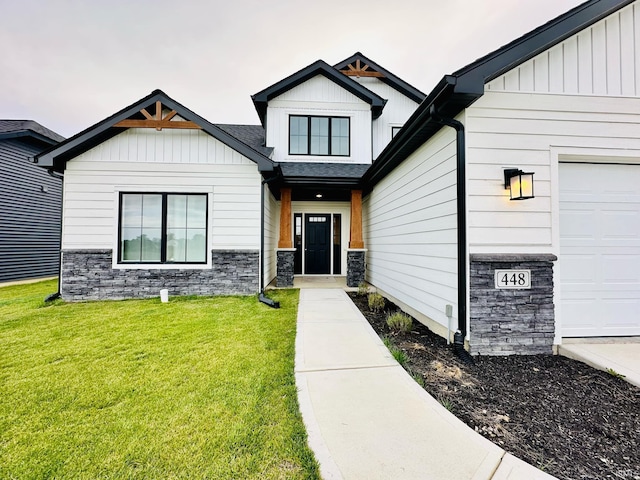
left=119, top=193, right=207, bottom=264
left=289, top=115, right=350, bottom=156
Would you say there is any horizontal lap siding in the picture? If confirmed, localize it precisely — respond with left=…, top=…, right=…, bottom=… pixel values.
left=364, top=127, right=458, bottom=331
left=263, top=186, right=278, bottom=287
left=467, top=91, right=640, bottom=254
left=0, top=139, right=62, bottom=282
left=62, top=129, right=261, bottom=251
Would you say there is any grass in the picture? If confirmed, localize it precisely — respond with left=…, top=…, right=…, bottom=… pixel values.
left=0, top=280, right=319, bottom=480
left=382, top=335, right=408, bottom=367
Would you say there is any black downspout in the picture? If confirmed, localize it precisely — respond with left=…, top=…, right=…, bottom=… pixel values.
left=45, top=168, right=64, bottom=302
left=259, top=173, right=280, bottom=308
left=429, top=105, right=473, bottom=364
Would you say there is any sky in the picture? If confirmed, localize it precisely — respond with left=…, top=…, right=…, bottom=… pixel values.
left=1, top=0, right=585, bottom=138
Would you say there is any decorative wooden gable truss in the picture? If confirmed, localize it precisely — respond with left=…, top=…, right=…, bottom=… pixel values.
left=114, top=100, right=201, bottom=131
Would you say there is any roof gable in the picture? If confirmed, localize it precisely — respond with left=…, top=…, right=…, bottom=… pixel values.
left=35, top=90, right=275, bottom=173
left=365, top=0, right=634, bottom=188
left=333, top=52, right=426, bottom=104
left=251, top=60, right=387, bottom=125
left=452, top=0, right=634, bottom=95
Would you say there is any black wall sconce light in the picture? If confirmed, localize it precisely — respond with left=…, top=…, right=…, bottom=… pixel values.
left=504, top=169, right=535, bottom=200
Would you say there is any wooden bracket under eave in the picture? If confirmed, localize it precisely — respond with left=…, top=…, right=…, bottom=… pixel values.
left=114, top=100, right=202, bottom=131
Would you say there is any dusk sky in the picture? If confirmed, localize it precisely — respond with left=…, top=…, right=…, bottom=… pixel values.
left=1, top=0, right=585, bottom=138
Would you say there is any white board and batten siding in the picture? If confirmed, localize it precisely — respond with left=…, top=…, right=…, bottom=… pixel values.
left=265, top=75, right=373, bottom=164
left=364, top=127, right=459, bottom=336
left=487, top=2, right=640, bottom=97
left=62, top=128, right=263, bottom=259
left=353, top=77, right=422, bottom=159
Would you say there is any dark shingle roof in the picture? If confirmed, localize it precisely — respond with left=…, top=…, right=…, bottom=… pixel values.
left=279, top=162, right=370, bottom=179
left=214, top=124, right=273, bottom=158
left=0, top=120, right=65, bottom=144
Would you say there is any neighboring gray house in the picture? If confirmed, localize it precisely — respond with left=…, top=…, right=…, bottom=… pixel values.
left=0, top=120, right=64, bottom=282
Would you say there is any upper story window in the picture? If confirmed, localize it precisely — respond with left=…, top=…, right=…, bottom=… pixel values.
left=289, top=115, right=350, bottom=156
left=119, top=193, right=208, bottom=264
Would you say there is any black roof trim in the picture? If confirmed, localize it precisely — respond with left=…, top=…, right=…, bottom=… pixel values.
left=251, top=60, right=387, bottom=126
left=35, top=90, right=275, bottom=173
left=452, top=0, right=634, bottom=94
left=333, top=52, right=427, bottom=104
left=365, top=0, right=633, bottom=189
left=0, top=120, right=64, bottom=145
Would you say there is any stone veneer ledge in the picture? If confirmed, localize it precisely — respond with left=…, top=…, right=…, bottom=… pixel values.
left=61, top=249, right=259, bottom=301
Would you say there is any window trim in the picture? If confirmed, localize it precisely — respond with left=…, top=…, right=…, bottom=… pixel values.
left=288, top=115, right=350, bottom=157
left=117, top=192, right=209, bottom=265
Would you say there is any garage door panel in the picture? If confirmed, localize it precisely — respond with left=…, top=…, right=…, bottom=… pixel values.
left=601, top=298, right=640, bottom=330
left=560, top=162, right=640, bottom=337
left=559, top=210, right=596, bottom=243
left=560, top=254, right=597, bottom=284
left=602, top=210, right=640, bottom=243
left=602, top=254, right=640, bottom=284
left=561, top=297, right=600, bottom=332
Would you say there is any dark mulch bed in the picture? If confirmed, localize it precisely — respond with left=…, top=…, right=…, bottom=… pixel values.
left=348, top=292, right=640, bottom=480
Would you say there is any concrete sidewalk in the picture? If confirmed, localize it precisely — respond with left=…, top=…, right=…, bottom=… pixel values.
left=559, top=339, right=640, bottom=389
left=294, top=288, right=557, bottom=480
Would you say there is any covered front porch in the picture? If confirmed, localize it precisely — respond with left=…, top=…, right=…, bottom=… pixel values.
left=267, top=163, right=368, bottom=288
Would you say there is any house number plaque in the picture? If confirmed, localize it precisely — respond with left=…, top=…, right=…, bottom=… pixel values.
left=495, top=269, right=531, bottom=289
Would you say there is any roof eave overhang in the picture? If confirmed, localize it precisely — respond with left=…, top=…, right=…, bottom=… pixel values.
left=363, top=75, right=478, bottom=189
left=0, top=131, right=61, bottom=147
left=35, top=90, right=275, bottom=174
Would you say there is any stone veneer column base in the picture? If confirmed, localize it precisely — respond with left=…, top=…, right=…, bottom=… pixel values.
left=469, top=254, right=557, bottom=356
left=346, top=249, right=366, bottom=288
left=276, top=249, right=296, bottom=287
left=60, top=249, right=259, bottom=301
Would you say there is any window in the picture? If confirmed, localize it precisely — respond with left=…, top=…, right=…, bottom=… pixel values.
left=119, top=193, right=207, bottom=264
left=289, top=115, right=350, bottom=156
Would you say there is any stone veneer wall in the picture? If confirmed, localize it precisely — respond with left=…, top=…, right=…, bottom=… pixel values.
left=469, top=254, right=557, bottom=356
left=276, top=250, right=295, bottom=287
left=347, top=250, right=366, bottom=287
left=61, top=249, right=259, bottom=301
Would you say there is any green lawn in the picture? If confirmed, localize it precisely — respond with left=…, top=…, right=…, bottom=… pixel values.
left=0, top=280, right=319, bottom=479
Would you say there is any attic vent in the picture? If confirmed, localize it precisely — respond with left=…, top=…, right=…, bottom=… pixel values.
left=114, top=101, right=202, bottom=131
left=339, top=59, right=385, bottom=78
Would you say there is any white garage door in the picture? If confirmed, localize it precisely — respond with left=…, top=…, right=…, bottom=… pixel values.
left=559, top=162, right=640, bottom=337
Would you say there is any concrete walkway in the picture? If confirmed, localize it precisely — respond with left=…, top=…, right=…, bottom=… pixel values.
left=294, top=288, right=556, bottom=480
left=559, top=339, right=640, bottom=389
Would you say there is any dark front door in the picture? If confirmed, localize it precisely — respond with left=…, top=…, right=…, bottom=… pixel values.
left=305, top=214, right=331, bottom=274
